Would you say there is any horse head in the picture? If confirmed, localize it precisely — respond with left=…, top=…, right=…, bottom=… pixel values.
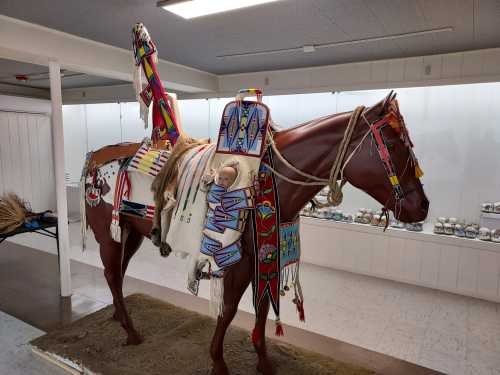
left=343, top=92, right=429, bottom=223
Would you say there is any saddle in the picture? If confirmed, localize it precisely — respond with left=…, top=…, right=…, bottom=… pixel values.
left=86, top=142, right=141, bottom=168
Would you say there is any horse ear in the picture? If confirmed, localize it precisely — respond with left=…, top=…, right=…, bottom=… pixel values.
left=363, top=91, right=396, bottom=122
left=382, top=90, right=395, bottom=111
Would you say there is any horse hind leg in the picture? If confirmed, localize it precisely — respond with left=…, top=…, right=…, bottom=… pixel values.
left=121, top=228, right=144, bottom=279
left=99, top=226, right=143, bottom=345
left=111, top=228, right=144, bottom=321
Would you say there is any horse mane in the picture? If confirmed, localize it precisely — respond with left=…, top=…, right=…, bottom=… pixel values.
left=151, top=136, right=207, bottom=204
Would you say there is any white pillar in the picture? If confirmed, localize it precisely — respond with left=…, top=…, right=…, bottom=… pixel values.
left=49, top=60, right=72, bottom=297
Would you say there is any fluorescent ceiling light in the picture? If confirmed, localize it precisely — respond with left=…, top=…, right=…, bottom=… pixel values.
left=158, top=0, right=283, bottom=19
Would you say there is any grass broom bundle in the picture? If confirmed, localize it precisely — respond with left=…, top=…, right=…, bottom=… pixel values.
left=0, top=193, right=32, bottom=234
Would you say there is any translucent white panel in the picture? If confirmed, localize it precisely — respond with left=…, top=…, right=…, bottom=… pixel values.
left=120, top=102, right=148, bottom=143
left=208, top=97, right=233, bottom=142
left=60, top=82, right=500, bottom=224
left=336, top=89, right=389, bottom=113
left=177, top=99, right=210, bottom=139
left=62, top=105, right=87, bottom=185
left=85, top=103, right=121, bottom=151
left=264, top=92, right=338, bottom=128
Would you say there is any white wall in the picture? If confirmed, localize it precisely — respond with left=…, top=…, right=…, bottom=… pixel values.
left=62, top=82, right=500, bottom=224
left=0, top=98, right=55, bottom=212
left=0, top=94, right=51, bottom=114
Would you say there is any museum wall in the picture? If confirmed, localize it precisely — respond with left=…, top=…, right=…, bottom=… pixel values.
left=0, top=95, right=56, bottom=211
left=62, top=82, right=500, bottom=223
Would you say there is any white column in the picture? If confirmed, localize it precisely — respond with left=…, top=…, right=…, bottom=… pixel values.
left=49, top=60, right=72, bottom=297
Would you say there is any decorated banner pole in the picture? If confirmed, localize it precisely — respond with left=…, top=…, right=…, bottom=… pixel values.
left=132, top=23, right=181, bottom=146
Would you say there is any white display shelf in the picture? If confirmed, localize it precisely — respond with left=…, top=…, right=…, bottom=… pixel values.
left=480, top=212, right=500, bottom=230
left=481, top=212, right=500, bottom=219
left=300, top=216, right=500, bottom=252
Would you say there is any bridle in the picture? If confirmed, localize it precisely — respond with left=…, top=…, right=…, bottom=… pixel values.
left=264, top=99, right=423, bottom=211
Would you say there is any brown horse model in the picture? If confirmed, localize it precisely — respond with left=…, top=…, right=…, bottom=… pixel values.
left=83, top=92, right=428, bottom=375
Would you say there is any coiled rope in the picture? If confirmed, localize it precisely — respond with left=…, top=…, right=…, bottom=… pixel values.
left=262, top=106, right=365, bottom=207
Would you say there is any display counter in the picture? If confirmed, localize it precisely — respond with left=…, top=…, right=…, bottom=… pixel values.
left=300, top=216, right=500, bottom=303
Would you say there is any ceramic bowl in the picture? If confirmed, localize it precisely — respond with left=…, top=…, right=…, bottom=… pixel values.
left=492, top=229, right=500, bottom=243
left=444, top=223, right=454, bottom=235
left=406, top=222, right=423, bottom=232
left=454, top=224, right=465, bottom=237
left=354, top=212, right=364, bottom=223
left=478, top=227, right=491, bottom=241
left=437, top=217, right=447, bottom=224
left=482, top=202, right=494, bottom=213
left=343, top=214, right=353, bottom=223
left=362, top=213, right=372, bottom=224
left=434, top=222, right=445, bottom=234
left=371, top=214, right=381, bottom=226
left=465, top=226, right=478, bottom=239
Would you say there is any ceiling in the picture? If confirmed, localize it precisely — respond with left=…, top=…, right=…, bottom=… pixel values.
left=0, top=0, right=499, bottom=76
left=0, top=58, right=127, bottom=90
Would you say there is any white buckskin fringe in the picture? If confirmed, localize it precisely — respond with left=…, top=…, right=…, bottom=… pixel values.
left=133, top=59, right=149, bottom=129
left=210, top=277, right=224, bottom=317
left=80, top=177, right=87, bottom=251
left=110, top=221, right=121, bottom=243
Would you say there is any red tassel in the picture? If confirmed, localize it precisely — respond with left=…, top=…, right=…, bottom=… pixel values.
left=251, top=327, right=261, bottom=346
left=275, top=320, right=284, bottom=337
left=296, top=300, right=306, bottom=322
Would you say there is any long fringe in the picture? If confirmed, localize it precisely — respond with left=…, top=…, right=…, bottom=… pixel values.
left=133, top=60, right=149, bottom=129
left=110, top=219, right=121, bottom=242
left=275, top=318, right=284, bottom=336
left=209, top=277, right=224, bottom=318
left=151, top=138, right=206, bottom=213
left=80, top=176, right=87, bottom=251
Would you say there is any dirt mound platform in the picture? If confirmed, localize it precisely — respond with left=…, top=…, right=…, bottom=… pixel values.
left=31, top=294, right=376, bottom=375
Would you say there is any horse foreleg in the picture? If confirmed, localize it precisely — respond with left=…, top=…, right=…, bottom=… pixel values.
left=210, top=259, right=251, bottom=375
left=252, top=297, right=275, bottom=375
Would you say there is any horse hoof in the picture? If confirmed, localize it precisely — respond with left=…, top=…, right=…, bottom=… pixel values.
left=211, top=360, right=229, bottom=375
left=257, top=358, right=275, bottom=375
left=111, top=311, right=121, bottom=321
left=159, top=243, right=171, bottom=257
left=125, top=333, right=144, bottom=346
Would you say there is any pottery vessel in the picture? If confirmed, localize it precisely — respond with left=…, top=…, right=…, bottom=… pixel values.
left=434, top=222, right=444, bottom=234
left=478, top=227, right=491, bottom=241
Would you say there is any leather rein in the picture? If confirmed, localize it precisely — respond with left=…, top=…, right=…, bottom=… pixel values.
left=264, top=103, right=421, bottom=209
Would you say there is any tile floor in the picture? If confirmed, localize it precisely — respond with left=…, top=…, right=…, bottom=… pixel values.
left=0, top=311, right=67, bottom=375
left=8, top=223, right=500, bottom=375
